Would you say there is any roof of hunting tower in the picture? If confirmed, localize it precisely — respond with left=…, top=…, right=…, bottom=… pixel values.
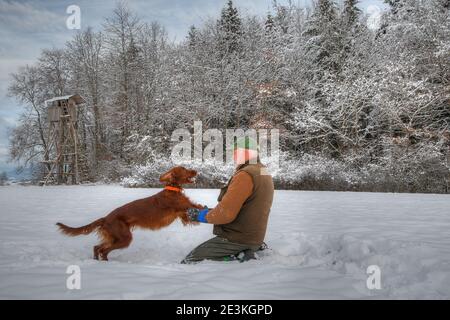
left=45, top=94, right=85, bottom=106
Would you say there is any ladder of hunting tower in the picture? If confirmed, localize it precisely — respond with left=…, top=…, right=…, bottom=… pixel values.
left=40, top=94, right=86, bottom=186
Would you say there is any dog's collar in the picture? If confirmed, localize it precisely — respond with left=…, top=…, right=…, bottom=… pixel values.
left=164, top=186, right=183, bottom=192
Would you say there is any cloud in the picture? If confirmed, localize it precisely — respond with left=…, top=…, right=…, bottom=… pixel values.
left=0, top=0, right=65, bottom=52
left=0, top=0, right=76, bottom=62
left=0, top=0, right=66, bottom=34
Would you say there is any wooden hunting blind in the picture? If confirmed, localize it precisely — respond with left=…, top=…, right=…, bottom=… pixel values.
left=41, top=94, right=86, bottom=185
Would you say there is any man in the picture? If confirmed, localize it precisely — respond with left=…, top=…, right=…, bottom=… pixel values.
left=181, top=136, right=274, bottom=263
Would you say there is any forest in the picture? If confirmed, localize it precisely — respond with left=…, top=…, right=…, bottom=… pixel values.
left=7, top=0, right=450, bottom=193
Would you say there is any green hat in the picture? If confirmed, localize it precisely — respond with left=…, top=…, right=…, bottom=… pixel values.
left=233, top=136, right=258, bottom=151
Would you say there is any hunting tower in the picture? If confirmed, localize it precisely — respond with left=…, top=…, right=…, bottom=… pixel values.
left=41, top=94, right=87, bottom=185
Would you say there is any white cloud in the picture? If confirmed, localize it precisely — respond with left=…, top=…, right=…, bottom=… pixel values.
left=0, top=0, right=66, bottom=34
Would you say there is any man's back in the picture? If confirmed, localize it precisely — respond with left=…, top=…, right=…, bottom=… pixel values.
left=212, top=163, right=274, bottom=246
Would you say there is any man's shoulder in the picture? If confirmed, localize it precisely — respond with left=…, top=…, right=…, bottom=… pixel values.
left=238, top=163, right=270, bottom=178
left=231, top=170, right=253, bottom=184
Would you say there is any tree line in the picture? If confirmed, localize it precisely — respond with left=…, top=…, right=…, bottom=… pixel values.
left=8, top=0, right=450, bottom=193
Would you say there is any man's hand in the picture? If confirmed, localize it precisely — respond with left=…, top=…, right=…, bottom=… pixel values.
left=187, top=206, right=209, bottom=223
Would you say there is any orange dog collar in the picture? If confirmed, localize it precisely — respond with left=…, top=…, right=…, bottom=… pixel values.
left=164, top=186, right=183, bottom=192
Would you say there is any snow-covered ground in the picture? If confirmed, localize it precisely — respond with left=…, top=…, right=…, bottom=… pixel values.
left=0, top=185, right=449, bottom=299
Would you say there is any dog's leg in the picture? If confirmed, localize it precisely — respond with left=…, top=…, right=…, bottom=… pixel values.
left=99, top=235, right=132, bottom=260
left=180, top=212, right=190, bottom=225
left=193, top=203, right=205, bottom=209
left=99, top=220, right=132, bottom=261
left=98, top=245, right=109, bottom=261
left=93, top=245, right=101, bottom=260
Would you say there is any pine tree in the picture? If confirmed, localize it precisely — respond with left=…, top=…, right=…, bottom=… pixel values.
left=303, top=0, right=340, bottom=73
left=341, top=0, right=362, bottom=60
left=304, top=0, right=338, bottom=37
left=188, top=25, right=198, bottom=48
left=317, top=0, right=338, bottom=22
left=217, top=0, right=242, bottom=55
left=342, top=0, right=361, bottom=31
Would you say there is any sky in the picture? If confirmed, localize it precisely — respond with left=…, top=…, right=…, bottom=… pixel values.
left=0, top=0, right=387, bottom=178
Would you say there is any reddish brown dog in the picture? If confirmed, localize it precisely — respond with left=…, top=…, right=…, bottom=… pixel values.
left=56, top=166, right=203, bottom=261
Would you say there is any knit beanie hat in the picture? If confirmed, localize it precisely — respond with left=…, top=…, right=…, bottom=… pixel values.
left=233, top=136, right=259, bottom=163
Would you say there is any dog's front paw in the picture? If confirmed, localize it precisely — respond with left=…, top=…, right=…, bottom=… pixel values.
left=180, top=213, right=190, bottom=225
left=180, top=212, right=200, bottom=226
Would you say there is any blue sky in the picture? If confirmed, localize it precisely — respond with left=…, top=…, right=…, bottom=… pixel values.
left=0, top=0, right=386, bottom=177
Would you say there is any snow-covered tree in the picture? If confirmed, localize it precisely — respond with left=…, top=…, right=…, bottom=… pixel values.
left=66, top=28, right=105, bottom=170
left=8, top=65, right=50, bottom=175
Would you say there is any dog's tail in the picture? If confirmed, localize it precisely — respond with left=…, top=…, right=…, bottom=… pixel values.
left=56, top=218, right=105, bottom=236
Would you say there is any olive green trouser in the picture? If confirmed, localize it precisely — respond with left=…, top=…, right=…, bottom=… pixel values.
left=181, top=236, right=261, bottom=264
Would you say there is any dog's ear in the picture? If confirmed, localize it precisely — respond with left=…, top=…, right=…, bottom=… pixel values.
left=159, top=171, right=173, bottom=183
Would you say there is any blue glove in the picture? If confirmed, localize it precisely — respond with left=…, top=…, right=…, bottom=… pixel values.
left=187, top=206, right=209, bottom=223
